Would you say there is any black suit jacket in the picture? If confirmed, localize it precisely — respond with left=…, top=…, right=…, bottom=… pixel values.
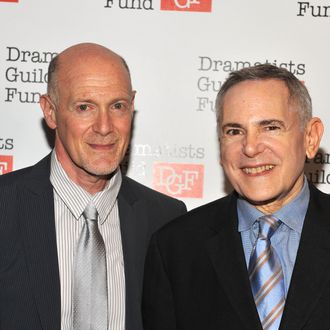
left=0, top=154, right=186, bottom=330
left=142, top=183, right=330, bottom=330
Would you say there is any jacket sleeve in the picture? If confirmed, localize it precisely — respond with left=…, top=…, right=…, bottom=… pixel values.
left=142, top=234, right=177, bottom=330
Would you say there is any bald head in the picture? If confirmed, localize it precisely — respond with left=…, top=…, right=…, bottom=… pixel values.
left=40, top=42, right=135, bottom=192
left=47, top=43, right=131, bottom=104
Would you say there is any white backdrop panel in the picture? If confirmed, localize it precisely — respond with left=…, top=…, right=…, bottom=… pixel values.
left=1, top=0, right=329, bottom=210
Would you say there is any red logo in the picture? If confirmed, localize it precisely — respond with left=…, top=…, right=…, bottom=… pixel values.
left=161, top=0, right=211, bottom=12
left=0, top=155, right=13, bottom=175
left=153, top=162, right=204, bottom=198
left=0, top=0, right=19, bottom=2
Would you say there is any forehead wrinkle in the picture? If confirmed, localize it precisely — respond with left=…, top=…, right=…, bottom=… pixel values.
left=74, top=88, right=133, bottom=100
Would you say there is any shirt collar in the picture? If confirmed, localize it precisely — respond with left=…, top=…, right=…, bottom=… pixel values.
left=237, top=177, right=309, bottom=234
left=50, top=151, right=122, bottom=224
left=92, top=171, right=122, bottom=224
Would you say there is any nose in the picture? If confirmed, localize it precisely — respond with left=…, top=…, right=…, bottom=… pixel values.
left=242, top=131, right=265, bottom=158
left=92, top=109, right=114, bottom=136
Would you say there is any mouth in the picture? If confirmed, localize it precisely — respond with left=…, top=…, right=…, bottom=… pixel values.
left=88, top=142, right=117, bottom=151
left=242, top=165, right=275, bottom=175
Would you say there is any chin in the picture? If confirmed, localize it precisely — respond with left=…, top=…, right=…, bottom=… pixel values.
left=242, top=192, right=279, bottom=206
left=84, top=162, right=120, bottom=177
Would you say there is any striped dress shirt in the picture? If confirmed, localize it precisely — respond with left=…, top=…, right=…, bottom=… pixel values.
left=50, top=152, right=125, bottom=330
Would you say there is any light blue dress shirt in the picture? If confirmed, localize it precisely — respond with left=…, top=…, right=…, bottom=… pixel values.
left=237, top=178, right=310, bottom=296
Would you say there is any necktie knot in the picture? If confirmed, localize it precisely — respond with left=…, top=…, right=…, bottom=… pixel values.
left=258, top=215, right=281, bottom=240
left=83, top=202, right=98, bottom=222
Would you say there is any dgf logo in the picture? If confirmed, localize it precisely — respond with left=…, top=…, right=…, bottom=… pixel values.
left=153, top=163, right=204, bottom=198
left=0, top=155, right=13, bottom=175
left=161, top=0, right=211, bottom=12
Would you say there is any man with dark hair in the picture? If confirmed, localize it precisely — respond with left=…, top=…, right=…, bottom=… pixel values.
left=142, top=64, right=327, bottom=330
left=0, top=42, right=186, bottom=330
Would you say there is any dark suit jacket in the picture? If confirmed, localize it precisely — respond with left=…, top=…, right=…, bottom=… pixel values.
left=142, top=183, right=330, bottom=330
left=0, top=154, right=186, bottom=330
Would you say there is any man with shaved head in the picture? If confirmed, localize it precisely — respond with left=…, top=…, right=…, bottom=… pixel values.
left=0, top=43, right=186, bottom=330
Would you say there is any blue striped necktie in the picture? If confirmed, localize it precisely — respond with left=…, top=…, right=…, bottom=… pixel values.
left=248, top=215, right=285, bottom=330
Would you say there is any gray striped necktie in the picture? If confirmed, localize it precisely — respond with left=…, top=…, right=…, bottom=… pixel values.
left=248, top=215, right=285, bottom=330
left=73, top=202, right=108, bottom=330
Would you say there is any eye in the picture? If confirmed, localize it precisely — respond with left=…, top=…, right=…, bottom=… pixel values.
left=113, top=103, right=124, bottom=110
left=74, top=103, right=95, bottom=117
left=226, top=128, right=243, bottom=136
left=112, top=102, right=128, bottom=110
left=265, top=125, right=280, bottom=131
left=111, top=102, right=130, bottom=115
left=78, top=104, right=89, bottom=111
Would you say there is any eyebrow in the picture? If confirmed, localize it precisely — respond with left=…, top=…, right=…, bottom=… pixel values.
left=258, top=119, right=285, bottom=127
left=222, top=119, right=285, bottom=131
left=74, top=99, right=95, bottom=104
left=221, top=123, right=242, bottom=130
left=73, top=96, right=132, bottom=104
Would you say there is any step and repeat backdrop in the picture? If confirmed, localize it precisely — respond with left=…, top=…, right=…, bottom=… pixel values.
left=0, top=0, right=329, bottom=210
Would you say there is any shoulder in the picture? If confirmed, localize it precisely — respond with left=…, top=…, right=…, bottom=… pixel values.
left=308, top=181, right=330, bottom=208
left=120, top=176, right=187, bottom=231
left=0, top=155, right=51, bottom=193
left=147, top=193, right=237, bottom=261
left=0, top=165, right=33, bottom=185
left=121, top=175, right=186, bottom=210
left=155, top=193, right=236, bottom=239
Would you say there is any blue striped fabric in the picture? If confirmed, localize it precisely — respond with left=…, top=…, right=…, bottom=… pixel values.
left=249, top=215, right=285, bottom=330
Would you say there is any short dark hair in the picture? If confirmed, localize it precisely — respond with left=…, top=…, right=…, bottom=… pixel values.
left=216, top=64, right=312, bottom=136
left=47, top=55, right=59, bottom=102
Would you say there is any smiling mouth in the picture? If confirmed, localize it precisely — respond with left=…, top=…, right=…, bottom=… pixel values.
left=89, top=142, right=117, bottom=150
left=242, top=165, right=274, bottom=174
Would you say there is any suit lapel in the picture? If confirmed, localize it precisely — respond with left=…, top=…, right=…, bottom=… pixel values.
left=280, top=185, right=330, bottom=329
left=18, top=156, right=61, bottom=330
left=205, top=194, right=262, bottom=330
left=118, top=179, right=147, bottom=330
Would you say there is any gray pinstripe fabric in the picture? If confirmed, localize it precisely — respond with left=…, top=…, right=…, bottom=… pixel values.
left=50, top=152, right=125, bottom=330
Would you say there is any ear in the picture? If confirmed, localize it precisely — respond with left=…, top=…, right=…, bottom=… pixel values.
left=130, top=90, right=136, bottom=114
left=305, top=117, right=324, bottom=159
left=40, top=94, right=57, bottom=129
